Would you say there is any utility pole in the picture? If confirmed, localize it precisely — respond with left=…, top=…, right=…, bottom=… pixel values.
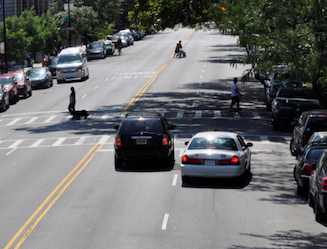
left=68, top=0, right=71, bottom=47
left=2, top=0, right=8, bottom=73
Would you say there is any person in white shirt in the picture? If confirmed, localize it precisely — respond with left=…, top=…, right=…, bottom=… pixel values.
left=229, top=77, right=243, bottom=113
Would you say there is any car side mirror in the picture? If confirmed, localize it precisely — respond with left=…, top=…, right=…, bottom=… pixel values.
left=169, top=124, right=176, bottom=130
left=185, top=141, right=189, bottom=146
left=114, top=125, right=119, bottom=130
left=246, top=142, right=253, bottom=147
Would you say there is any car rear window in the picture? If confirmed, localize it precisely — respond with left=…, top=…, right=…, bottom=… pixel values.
left=0, top=78, right=13, bottom=85
left=277, top=89, right=317, bottom=99
left=306, top=148, right=325, bottom=161
left=188, top=137, right=238, bottom=151
left=307, top=117, right=327, bottom=130
left=119, top=119, right=164, bottom=134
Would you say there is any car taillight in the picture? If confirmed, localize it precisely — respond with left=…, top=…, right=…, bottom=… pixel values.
left=115, top=136, right=122, bottom=147
left=162, top=134, right=169, bottom=146
left=301, top=163, right=312, bottom=176
left=302, top=134, right=307, bottom=142
left=182, top=155, right=202, bottom=164
left=218, top=156, right=240, bottom=165
left=322, top=177, right=327, bottom=192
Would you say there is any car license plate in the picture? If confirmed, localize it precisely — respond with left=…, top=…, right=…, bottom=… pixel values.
left=205, top=160, right=215, bottom=166
left=136, top=139, right=147, bottom=145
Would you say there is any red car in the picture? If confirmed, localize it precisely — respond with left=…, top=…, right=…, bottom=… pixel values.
left=9, top=71, right=32, bottom=98
left=0, top=74, right=19, bottom=104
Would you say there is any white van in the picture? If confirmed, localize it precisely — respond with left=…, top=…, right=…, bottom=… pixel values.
left=56, top=47, right=89, bottom=83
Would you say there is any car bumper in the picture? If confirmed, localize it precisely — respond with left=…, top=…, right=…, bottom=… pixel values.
left=87, top=54, right=105, bottom=59
left=181, top=164, right=245, bottom=178
left=31, top=80, right=47, bottom=89
left=115, top=148, right=171, bottom=160
left=57, top=71, right=84, bottom=81
left=17, top=86, right=27, bottom=95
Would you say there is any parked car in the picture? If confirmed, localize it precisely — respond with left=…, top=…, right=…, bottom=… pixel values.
left=0, top=84, right=9, bottom=111
left=290, top=110, right=327, bottom=156
left=308, top=149, right=327, bottom=222
left=119, top=29, right=134, bottom=45
left=48, top=56, right=59, bottom=76
left=0, top=74, right=19, bottom=104
left=118, top=35, right=128, bottom=47
left=307, top=131, right=327, bottom=145
left=114, top=112, right=176, bottom=170
left=86, top=41, right=107, bottom=59
left=26, top=67, right=53, bottom=89
left=293, top=141, right=327, bottom=196
left=56, top=47, right=89, bottom=83
left=9, top=71, right=32, bottom=98
left=271, top=87, right=320, bottom=130
left=104, top=40, right=115, bottom=55
left=180, top=131, right=253, bottom=184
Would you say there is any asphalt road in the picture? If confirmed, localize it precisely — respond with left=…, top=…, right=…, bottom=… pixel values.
left=0, top=28, right=326, bottom=249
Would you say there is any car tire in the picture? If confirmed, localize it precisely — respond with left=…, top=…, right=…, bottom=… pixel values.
left=115, top=156, right=123, bottom=170
left=315, top=197, right=325, bottom=222
left=164, top=151, right=175, bottom=169
left=290, top=139, right=297, bottom=156
left=308, top=193, right=315, bottom=208
left=1, top=101, right=6, bottom=111
left=182, top=175, right=190, bottom=184
left=296, top=184, right=305, bottom=196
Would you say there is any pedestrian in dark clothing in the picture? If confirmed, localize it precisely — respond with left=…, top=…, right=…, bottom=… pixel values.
left=68, top=87, right=76, bottom=118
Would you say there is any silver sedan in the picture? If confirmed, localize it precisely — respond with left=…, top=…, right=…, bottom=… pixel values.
left=180, top=131, right=253, bottom=183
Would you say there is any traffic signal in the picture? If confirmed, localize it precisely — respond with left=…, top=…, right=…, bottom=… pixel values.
left=221, top=6, right=226, bottom=11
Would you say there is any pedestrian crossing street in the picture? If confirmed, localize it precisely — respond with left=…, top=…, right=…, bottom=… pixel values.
left=0, top=134, right=291, bottom=151
left=0, top=110, right=271, bottom=127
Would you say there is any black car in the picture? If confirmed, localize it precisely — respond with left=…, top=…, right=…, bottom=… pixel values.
left=290, top=110, right=327, bottom=156
left=293, top=141, right=327, bottom=196
left=86, top=42, right=107, bottom=60
left=114, top=112, right=176, bottom=170
left=26, top=67, right=53, bottom=89
left=309, top=149, right=327, bottom=222
left=48, top=57, right=59, bottom=76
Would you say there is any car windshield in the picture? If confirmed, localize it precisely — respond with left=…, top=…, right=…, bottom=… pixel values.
left=88, top=43, right=102, bottom=49
left=120, top=119, right=164, bottom=134
left=0, top=77, right=13, bottom=86
left=26, top=69, right=46, bottom=76
left=13, top=74, right=23, bottom=81
left=58, top=54, right=82, bottom=64
left=49, top=57, right=59, bottom=65
left=307, top=117, right=327, bottom=130
left=188, top=137, right=238, bottom=151
left=306, top=148, right=325, bottom=161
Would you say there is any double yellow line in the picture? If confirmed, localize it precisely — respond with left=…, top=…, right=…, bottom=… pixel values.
left=124, top=64, right=168, bottom=112
left=5, top=143, right=104, bottom=249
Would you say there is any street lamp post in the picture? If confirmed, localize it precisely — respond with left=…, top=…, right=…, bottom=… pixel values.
left=2, top=0, right=8, bottom=73
left=68, top=0, right=71, bottom=47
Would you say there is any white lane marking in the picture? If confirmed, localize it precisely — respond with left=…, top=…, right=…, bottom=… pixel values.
left=25, top=117, right=38, bottom=124
left=98, top=135, right=110, bottom=144
left=82, top=94, right=87, bottom=98
left=214, top=110, right=221, bottom=118
left=2, top=111, right=66, bottom=117
left=204, top=65, right=206, bottom=67
left=43, top=116, right=56, bottom=123
left=52, top=138, right=66, bottom=146
left=202, top=70, right=205, bottom=73
left=234, top=113, right=241, bottom=119
left=176, top=111, right=184, bottom=119
left=172, top=174, right=178, bottom=186
left=95, top=86, right=99, bottom=89
left=252, top=112, right=260, bottom=119
left=284, top=137, right=291, bottom=142
left=260, top=136, right=270, bottom=143
left=179, top=149, right=184, bottom=157
left=7, top=118, right=21, bottom=126
left=105, top=78, right=109, bottom=82
left=99, top=149, right=114, bottom=152
left=31, top=139, right=45, bottom=147
left=101, top=115, right=109, bottom=120
left=195, top=111, right=202, bottom=118
left=9, top=140, right=24, bottom=149
left=6, top=148, right=16, bottom=156
left=200, top=75, right=203, bottom=79
left=74, top=137, right=86, bottom=145
left=161, top=214, right=169, bottom=230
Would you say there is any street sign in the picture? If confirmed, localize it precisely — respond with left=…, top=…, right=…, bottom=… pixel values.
left=62, top=15, right=69, bottom=19
left=64, top=3, right=74, bottom=11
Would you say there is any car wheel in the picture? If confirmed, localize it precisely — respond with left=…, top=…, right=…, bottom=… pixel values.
left=315, top=197, right=325, bottom=222
left=296, top=184, right=305, bottom=196
left=15, top=94, right=19, bottom=103
left=308, top=192, right=315, bottom=208
left=290, top=139, right=297, bottom=156
left=1, top=101, right=6, bottom=111
left=182, top=175, right=190, bottom=184
left=164, top=151, right=175, bottom=169
left=115, top=156, right=123, bottom=170
left=28, top=88, right=32, bottom=97
left=23, top=90, right=28, bottom=99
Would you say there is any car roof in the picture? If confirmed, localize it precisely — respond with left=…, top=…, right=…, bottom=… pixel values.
left=123, top=112, right=163, bottom=119
left=302, top=110, right=327, bottom=116
left=192, top=131, right=238, bottom=139
left=60, top=47, right=82, bottom=55
left=308, top=141, right=327, bottom=147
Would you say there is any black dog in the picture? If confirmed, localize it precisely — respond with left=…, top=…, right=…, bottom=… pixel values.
left=70, top=110, right=89, bottom=120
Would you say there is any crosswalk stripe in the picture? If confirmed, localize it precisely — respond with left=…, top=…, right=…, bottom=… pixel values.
left=195, top=111, right=202, bottom=118
left=75, top=137, right=86, bottom=145
left=7, top=118, right=21, bottom=126
left=31, top=139, right=45, bottom=148
left=177, top=111, right=184, bottom=119
left=101, top=115, right=109, bottom=120
left=25, top=117, right=38, bottom=124
left=9, top=140, right=24, bottom=148
left=259, top=135, right=270, bottom=143
left=253, top=112, right=260, bottom=119
left=214, top=110, right=221, bottom=118
left=98, top=135, right=110, bottom=144
left=52, top=138, right=66, bottom=146
left=43, top=116, right=56, bottom=123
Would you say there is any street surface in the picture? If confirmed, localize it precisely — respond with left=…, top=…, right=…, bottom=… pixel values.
left=0, top=28, right=326, bottom=249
